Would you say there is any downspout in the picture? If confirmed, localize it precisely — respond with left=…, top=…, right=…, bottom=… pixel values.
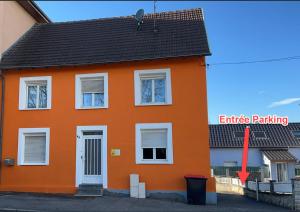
left=0, top=69, right=4, bottom=184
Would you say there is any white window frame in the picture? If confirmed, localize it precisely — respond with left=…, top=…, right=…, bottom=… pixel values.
left=18, top=128, right=50, bottom=166
left=19, top=76, right=52, bottom=110
left=75, top=73, right=108, bottom=109
left=135, top=123, right=173, bottom=164
left=134, top=69, right=172, bottom=106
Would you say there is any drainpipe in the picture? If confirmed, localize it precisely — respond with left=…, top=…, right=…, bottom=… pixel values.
left=0, top=69, right=4, bottom=184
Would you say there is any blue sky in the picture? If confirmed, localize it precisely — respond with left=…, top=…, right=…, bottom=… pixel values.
left=35, top=1, right=300, bottom=124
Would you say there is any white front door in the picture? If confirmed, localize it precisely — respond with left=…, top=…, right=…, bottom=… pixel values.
left=80, top=132, right=102, bottom=184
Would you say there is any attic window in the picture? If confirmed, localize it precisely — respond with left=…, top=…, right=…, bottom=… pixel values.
left=253, top=131, right=267, bottom=139
left=234, top=131, right=244, bottom=138
left=292, top=131, right=300, bottom=139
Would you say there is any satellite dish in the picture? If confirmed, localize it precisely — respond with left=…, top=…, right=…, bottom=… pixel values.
left=135, top=9, right=144, bottom=31
left=135, top=9, right=144, bottom=22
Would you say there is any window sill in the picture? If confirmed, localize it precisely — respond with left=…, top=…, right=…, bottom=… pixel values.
left=76, top=106, right=108, bottom=110
left=19, top=108, right=51, bottom=111
left=135, top=102, right=172, bottom=107
left=136, top=160, right=173, bottom=165
left=19, top=163, right=48, bottom=166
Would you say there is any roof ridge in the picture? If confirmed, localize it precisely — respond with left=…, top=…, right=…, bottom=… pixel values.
left=36, top=7, right=203, bottom=26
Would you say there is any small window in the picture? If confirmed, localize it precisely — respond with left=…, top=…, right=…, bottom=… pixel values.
left=277, top=163, right=288, bottom=182
left=19, top=76, right=52, bottom=110
left=134, top=69, right=172, bottom=106
left=75, top=73, right=108, bottom=109
left=292, top=131, right=300, bottom=139
left=263, top=164, right=270, bottom=178
left=234, top=131, right=244, bottom=138
left=224, top=161, right=237, bottom=167
left=82, top=131, right=103, bottom=136
left=18, top=128, right=50, bottom=165
left=136, top=123, right=173, bottom=164
left=253, top=131, right=267, bottom=139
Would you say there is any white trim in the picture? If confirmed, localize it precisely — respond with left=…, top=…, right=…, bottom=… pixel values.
left=135, top=123, right=173, bottom=164
left=19, top=76, right=52, bottom=110
left=134, top=69, right=172, bottom=106
left=75, top=73, right=109, bottom=109
left=17, top=128, right=50, bottom=166
left=76, top=125, right=108, bottom=188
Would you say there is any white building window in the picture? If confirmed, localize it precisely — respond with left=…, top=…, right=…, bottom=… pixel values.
left=18, top=128, right=50, bottom=165
left=223, top=161, right=237, bottom=167
left=135, top=123, right=173, bottom=164
left=75, top=73, right=108, bottom=109
left=19, top=76, right=52, bottom=110
left=277, top=163, right=288, bottom=182
left=134, top=69, right=172, bottom=106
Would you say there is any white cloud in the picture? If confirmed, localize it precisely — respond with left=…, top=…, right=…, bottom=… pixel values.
left=268, top=97, right=300, bottom=108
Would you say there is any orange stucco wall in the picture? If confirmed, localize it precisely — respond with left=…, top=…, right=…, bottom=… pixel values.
left=0, top=56, right=215, bottom=194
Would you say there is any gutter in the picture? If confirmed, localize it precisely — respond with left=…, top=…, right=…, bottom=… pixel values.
left=0, top=69, right=4, bottom=184
left=17, top=0, right=51, bottom=23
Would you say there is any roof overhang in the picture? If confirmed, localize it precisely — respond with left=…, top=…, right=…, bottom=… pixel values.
left=17, top=1, right=51, bottom=23
left=261, top=149, right=297, bottom=162
left=0, top=54, right=209, bottom=70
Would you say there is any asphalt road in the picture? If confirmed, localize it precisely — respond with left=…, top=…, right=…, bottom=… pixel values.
left=0, top=192, right=291, bottom=212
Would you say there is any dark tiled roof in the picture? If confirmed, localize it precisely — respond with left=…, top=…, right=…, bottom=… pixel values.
left=0, top=8, right=210, bottom=69
left=262, top=150, right=297, bottom=162
left=210, top=123, right=300, bottom=148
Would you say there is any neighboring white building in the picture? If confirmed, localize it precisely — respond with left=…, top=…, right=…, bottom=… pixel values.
left=210, top=123, right=300, bottom=182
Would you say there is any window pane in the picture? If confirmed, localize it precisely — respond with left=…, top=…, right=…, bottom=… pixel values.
left=253, top=131, right=266, bottom=138
left=143, top=148, right=153, bottom=159
left=234, top=131, right=244, bottom=138
left=154, top=79, right=166, bottom=102
left=24, top=135, right=46, bottom=163
left=27, top=86, right=37, bottom=108
left=83, top=93, right=92, bottom=107
left=83, top=131, right=103, bottom=136
left=39, top=85, right=47, bottom=108
left=277, top=163, right=288, bottom=182
left=94, top=93, right=104, bottom=107
left=141, top=79, right=152, bottom=103
left=292, top=131, right=300, bottom=138
left=156, top=148, right=166, bottom=159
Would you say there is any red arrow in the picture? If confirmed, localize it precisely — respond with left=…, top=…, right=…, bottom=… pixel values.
left=238, top=126, right=250, bottom=185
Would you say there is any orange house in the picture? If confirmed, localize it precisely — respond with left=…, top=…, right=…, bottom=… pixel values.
left=0, top=8, right=216, bottom=203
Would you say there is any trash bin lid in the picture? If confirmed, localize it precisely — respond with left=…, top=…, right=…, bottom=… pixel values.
left=184, top=175, right=207, bottom=179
